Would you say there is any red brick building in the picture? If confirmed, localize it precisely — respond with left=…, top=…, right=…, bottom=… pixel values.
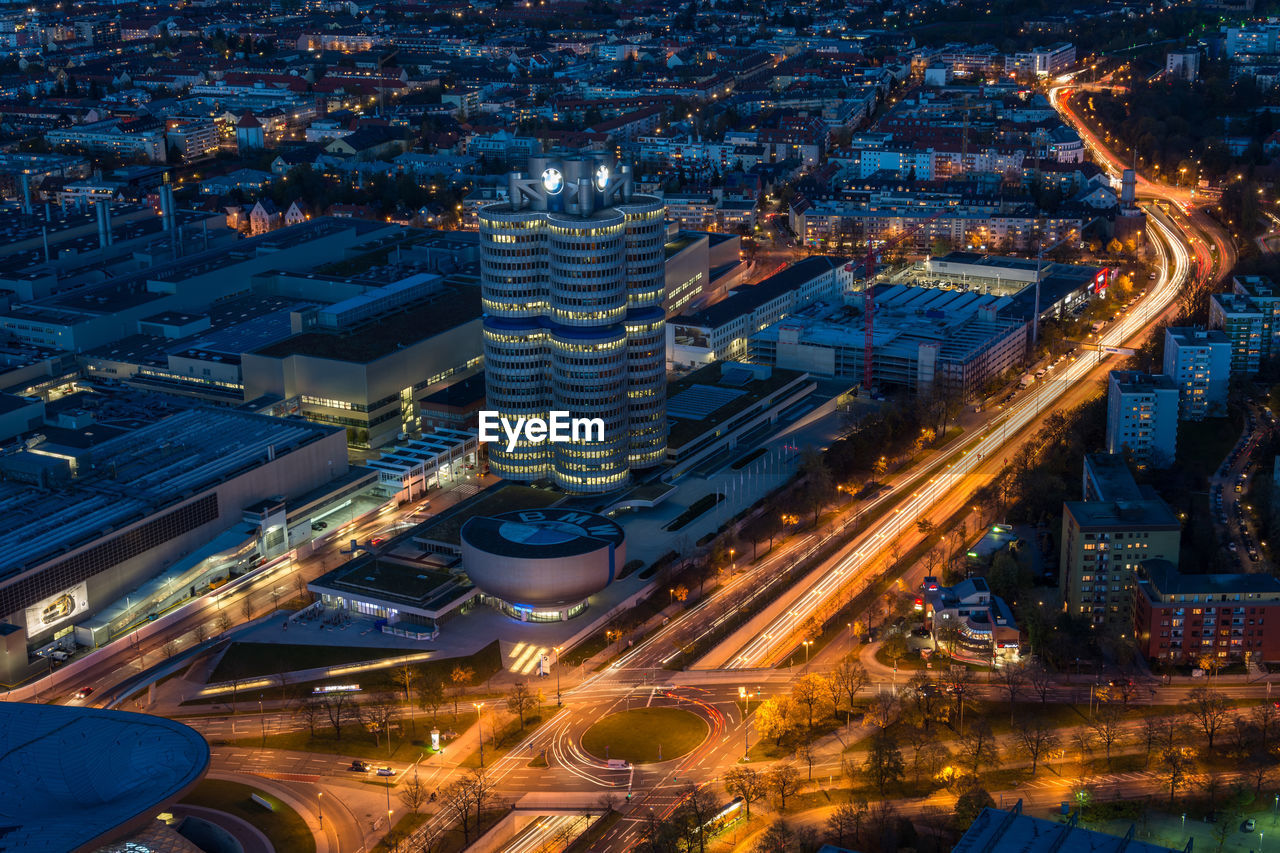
left=1134, top=559, right=1280, bottom=665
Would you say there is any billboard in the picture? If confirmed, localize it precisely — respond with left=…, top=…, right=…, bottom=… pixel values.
left=25, top=581, right=88, bottom=636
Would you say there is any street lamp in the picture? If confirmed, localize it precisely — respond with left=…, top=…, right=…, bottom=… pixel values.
left=554, top=646, right=562, bottom=706
left=802, top=640, right=813, bottom=664
left=474, top=702, right=485, bottom=767
left=739, top=686, right=751, bottom=760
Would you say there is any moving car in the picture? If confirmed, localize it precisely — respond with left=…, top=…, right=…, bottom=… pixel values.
left=74, top=686, right=93, bottom=699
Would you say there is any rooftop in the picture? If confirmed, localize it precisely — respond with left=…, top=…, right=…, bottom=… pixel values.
left=956, top=802, right=1182, bottom=853
left=667, top=361, right=809, bottom=449
left=0, top=408, right=340, bottom=579
left=1109, top=370, right=1177, bottom=395
left=253, top=286, right=480, bottom=362
left=1063, top=497, right=1181, bottom=531
left=412, top=484, right=562, bottom=549
left=0, top=703, right=209, bottom=853
left=1139, top=558, right=1280, bottom=601
left=675, top=255, right=851, bottom=329
left=1083, top=453, right=1142, bottom=502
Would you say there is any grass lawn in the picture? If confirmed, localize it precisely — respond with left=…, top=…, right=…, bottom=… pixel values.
left=580, top=707, right=708, bottom=764
left=228, top=727, right=450, bottom=762
left=209, top=642, right=426, bottom=683
left=1176, top=413, right=1241, bottom=486
left=373, top=813, right=429, bottom=853
left=196, top=641, right=502, bottom=703
left=180, top=779, right=315, bottom=853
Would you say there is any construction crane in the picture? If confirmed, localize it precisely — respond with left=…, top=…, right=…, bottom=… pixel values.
left=861, top=210, right=944, bottom=391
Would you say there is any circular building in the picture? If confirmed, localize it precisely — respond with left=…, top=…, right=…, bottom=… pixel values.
left=459, top=508, right=625, bottom=621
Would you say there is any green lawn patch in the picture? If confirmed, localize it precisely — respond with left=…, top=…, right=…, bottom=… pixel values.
left=580, top=707, right=708, bottom=764
left=180, top=779, right=315, bottom=853
left=227, top=727, right=443, bottom=762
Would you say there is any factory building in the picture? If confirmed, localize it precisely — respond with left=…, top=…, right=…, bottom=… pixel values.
left=750, top=285, right=1028, bottom=398
left=0, top=408, right=348, bottom=684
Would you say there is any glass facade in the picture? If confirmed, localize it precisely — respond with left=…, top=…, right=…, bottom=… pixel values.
left=479, top=159, right=667, bottom=494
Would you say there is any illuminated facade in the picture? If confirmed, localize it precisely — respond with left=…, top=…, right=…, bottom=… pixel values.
left=479, top=158, right=666, bottom=493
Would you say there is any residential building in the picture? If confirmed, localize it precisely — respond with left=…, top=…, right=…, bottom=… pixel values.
left=1166, top=49, right=1201, bottom=82
left=1060, top=497, right=1181, bottom=627
left=1105, top=370, right=1178, bottom=467
left=47, top=119, right=167, bottom=163
left=1082, top=453, right=1143, bottom=502
left=1134, top=559, right=1280, bottom=665
left=1162, top=326, right=1230, bottom=420
left=478, top=157, right=666, bottom=493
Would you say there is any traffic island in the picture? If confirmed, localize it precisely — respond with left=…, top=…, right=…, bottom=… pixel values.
left=580, top=707, right=708, bottom=764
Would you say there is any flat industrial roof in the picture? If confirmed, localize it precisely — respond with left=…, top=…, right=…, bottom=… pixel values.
left=674, top=255, right=851, bottom=329
left=0, top=408, right=341, bottom=580
left=254, top=286, right=480, bottom=362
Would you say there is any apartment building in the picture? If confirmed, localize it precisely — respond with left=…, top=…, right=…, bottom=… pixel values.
left=1161, top=326, right=1230, bottom=421
left=1105, top=370, right=1177, bottom=467
left=1134, top=559, right=1280, bottom=665
left=1060, top=498, right=1181, bottom=627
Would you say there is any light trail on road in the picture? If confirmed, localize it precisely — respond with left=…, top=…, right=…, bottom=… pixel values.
left=727, top=210, right=1191, bottom=669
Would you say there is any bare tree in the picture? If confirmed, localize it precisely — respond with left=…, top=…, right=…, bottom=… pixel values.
left=1188, top=687, right=1230, bottom=749
left=191, top=623, right=208, bottom=645
left=1027, top=662, right=1053, bottom=704
left=398, top=768, right=429, bottom=813
left=240, top=595, right=254, bottom=623
left=468, top=770, right=497, bottom=834
left=418, top=678, right=446, bottom=724
left=1253, top=701, right=1278, bottom=751
left=673, top=782, right=719, bottom=853
left=958, top=718, right=998, bottom=775
left=506, top=681, right=538, bottom=728
left=362, top=691, right=399, bottom=753
left=1015, top=717, right=1060, bottom=774
left=994, top=662, right=1026, bottom=723
left=161, top=640, right=179, bottom=659
left=796, top=742, right=817, bottom=781
left=215, top=611, right=232, bottom=636
left=295, top=696, right=322, bottom=737
left=1089, top=702, right=1125, bottom=764
left=827, top=801, right=868, bottom=849
left=767, top=763, right=802, bottom=810
left=319, top=690, right=353, bottom=740
left=723, top=766, right=767, bottom=819
left=440, top=778, right=477, bottom=845
left=863, top=690, right=899, bottom=730
left=829, top=655, right=869, bottom=727
left=1159, top=747, right=1190, bottom=807
left=395, top=663, right=418, bottom=733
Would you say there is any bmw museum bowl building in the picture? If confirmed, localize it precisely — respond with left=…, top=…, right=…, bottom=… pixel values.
left=460, top=508, right=625, bottom=622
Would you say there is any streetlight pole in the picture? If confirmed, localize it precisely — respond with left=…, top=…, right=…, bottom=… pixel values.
left=318, top=791, right=323, bottom=828
left=474, top=702, right=485, bottom=767
left=803, top=640, right=813, bottom=665
left=259, top=695, right=265, bottom=748
left=554, top=646, right=562, bottom=706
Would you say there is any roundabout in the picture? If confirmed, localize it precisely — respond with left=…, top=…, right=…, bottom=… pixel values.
left=580, top=707, right=709, bottom=765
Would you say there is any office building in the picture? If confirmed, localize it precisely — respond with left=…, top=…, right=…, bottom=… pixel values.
left=1162, top=326, right=1230, bottom=420
left=1105, top=370, right=1177, bottom=467
left=920, top=576, right=1021, bottom=664
left=1059, top=496, right=1181, bottom=627
left=667, top=255, right=854, bottom=367
left=1134, top=559, right=1280, bottom=665
left=1004, top=43, right=1077, bottom=77
left=478, top=157, right=666, bottom=493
